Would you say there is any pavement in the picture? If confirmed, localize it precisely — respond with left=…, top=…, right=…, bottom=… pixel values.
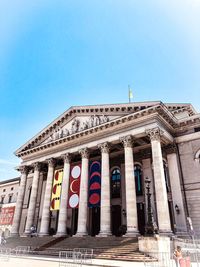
left=0, top=255, right=147, bottom=267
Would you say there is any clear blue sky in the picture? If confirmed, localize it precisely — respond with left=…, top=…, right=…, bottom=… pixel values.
left=0, top=0, right=200, bottom=181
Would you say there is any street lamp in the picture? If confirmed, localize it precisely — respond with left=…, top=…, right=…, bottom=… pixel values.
left=145, top=177, right=158, bottom=236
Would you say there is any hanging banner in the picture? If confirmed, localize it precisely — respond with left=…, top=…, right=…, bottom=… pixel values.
left=88, top=161, right=101, bottom=207
left=50, top=169, right=63, bottom=211
left=68, top=164, right=81, bottom=208
left=0, top=206, right=15, bottom=225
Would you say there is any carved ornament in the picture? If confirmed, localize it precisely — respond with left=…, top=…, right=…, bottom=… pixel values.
left=146, top=128, right=163, bottom=141
left=62, top=153, right=71, bottom=164
left=98, top=142, right=110, bottom=153
left=79, top=148, right=89, bottom=159
left=33, top=162, right=41, bottom=171
left=120, top=135, right=133, bottom=148
left=47, top=158, right=56, bottom=167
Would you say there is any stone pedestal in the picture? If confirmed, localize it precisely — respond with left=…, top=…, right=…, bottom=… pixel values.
left=139, top=235, right=171, bottom=267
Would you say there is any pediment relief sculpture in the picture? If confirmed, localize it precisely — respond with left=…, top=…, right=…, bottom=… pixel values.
left=44, top=115, right=110, bottom=144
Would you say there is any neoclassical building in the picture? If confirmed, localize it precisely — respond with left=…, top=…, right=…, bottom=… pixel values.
left=11, top=101, right=200, bottom=237
left=0, top=177, right=20, bottom=237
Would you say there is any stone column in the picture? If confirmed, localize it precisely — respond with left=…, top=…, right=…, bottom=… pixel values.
left=24, top=162, right=41, bottom=234
left=56, top=153, right=71, bottom=236
left=98, top=142, right=111, bottom=236
left=75, top=148, right=89, bottom=236
left=39, top=158, right=55, bottom=236
left=146, top=128, right=172, bottom=234
left=166, top=146, right=187, bottom=233
left=11, top=166, right=28, bottom=236
left=121, top=135, right=139, bottom=236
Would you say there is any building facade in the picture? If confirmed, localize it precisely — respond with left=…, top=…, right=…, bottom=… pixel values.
left=11, top=102, right=200, bottom=237
left=0, top=177, right=20, bottom=237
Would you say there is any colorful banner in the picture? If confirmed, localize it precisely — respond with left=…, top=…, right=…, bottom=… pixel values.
left=50, top=169, right=63, bottom=210
left=68, top=164, right=81, bottom=208
left=88, top=161, right=101, bottom=207
left=0, top=206, right=15, bottom=225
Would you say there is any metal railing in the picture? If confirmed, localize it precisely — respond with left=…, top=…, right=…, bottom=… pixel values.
left=59, top=248, right=93, bottom=267
left=59, top=250, right=82, bottom=267
left=0, top=248, right=11, bottom=262
left=15, top=246, right=31, bottom=256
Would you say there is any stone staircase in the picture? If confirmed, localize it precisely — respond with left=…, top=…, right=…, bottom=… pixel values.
left=4, top=236, right=154, bottom=262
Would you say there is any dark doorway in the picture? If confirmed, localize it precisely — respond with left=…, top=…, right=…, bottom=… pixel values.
left=168, top=201, right=175, bottom=233
left=89, top=207, right=100, bottom=236
left=137, top=203, right=145, bottom=235
left=111, top=205, right=121, bottom=236
left=71, top=208, right=78, bottom=235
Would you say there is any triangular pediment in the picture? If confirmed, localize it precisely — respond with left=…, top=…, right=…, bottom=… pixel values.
left=15, top=101, right=197, bottom=156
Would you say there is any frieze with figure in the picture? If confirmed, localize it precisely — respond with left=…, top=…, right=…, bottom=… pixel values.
left=46, top=115, right=109, bottom=143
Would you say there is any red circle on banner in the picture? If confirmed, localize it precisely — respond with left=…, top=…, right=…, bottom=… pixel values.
left=89, top=193, right=100, bottom=205
left=52, top=184, right=57, bottom=194
left=90, top=182, right=100, bottom=190
left=70, top=179, right=79, bottom=193
left=55, top=171, right=59, bottom=180
left=50, top=198, right=55, bottom=209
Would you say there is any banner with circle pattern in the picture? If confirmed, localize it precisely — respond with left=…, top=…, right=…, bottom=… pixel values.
left=68, top=164, right=81, bottom=208
left=50, top=169, right=63, bottom=210
left=88, top=161, right=101, bottom=207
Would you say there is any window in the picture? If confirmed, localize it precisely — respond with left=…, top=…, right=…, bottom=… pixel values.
left=11, top=187, right=14, bottom=191
left=27, top=187, right=32, bottom=208
left=134, top=164, right=143, bottom=196
left=3, top=189, right=6, bottom=192
left=111, top=168, right=121, bottom=198
left=163, top=161, right=170, bottom=192
left=194, top=127, right=200, bottom=133
left=0, top=196, right=5, bottom=204
left=8, top=195, right=12, bottom=203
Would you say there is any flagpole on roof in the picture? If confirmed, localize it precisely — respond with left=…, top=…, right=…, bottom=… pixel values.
left=128, top=85, right=133, bottom=103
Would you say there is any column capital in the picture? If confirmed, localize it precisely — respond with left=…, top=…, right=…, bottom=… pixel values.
left=62, top=153, right=71, bottom=163
left=146, top=127, right=163, bottom=141
left=79, top=148, right=89, bottom=159
left=33, top=162, right=41, bottom=171
left=18, top=165, right=29, bottom=175
left=47, top=158, right=56, bottom=167
left=120, top=135, right=133, bottom=148
left=98, top=142, right=110, bottom=153
left=165, top=143, right=177, bottom=154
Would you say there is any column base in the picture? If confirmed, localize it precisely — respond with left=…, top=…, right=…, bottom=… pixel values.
left=159, top=230, right=173, bottom=237
left=73, top=232, right=88, bottom=237
left=54, top=233, right=68, bottom=237
left=10, top=232, right=20, bottom=237
left=124, top=230, right=140, bottom=237
left=39, top=233, right=49, bottom=237
left=96, top=231, right=112, bottom=237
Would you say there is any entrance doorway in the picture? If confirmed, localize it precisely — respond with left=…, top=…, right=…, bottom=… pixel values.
left=111, top=205, right=121, bottom=236
left=137, top=203, right=145, bottom=235
left=89, top=207, right=100, bottom=236
left=71, top=208, right=78, bottom=235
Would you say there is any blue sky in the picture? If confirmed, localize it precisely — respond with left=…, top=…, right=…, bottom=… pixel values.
left=0, top=0, right=200, bottom=181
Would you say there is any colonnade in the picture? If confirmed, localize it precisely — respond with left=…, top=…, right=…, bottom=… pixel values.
left=11, top=128, right=186, bottom=237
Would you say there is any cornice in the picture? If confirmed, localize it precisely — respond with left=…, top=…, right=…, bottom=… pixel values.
left=16, top=104, right=179, bottom=159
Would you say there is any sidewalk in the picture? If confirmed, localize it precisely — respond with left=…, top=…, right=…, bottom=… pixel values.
left=0, top=255, right=146, bottom=267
